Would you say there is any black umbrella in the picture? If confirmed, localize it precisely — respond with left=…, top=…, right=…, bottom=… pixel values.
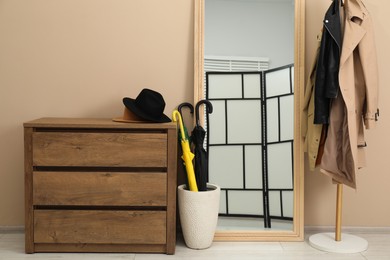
left=191, top=100, right=213, bottom=192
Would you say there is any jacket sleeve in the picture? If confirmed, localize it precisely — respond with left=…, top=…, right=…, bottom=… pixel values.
left=359, top=14, right=379, bottom=129
left=302, top=33, right=322, bottom=139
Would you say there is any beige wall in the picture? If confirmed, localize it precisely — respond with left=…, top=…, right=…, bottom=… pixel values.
left=0, top=0, right=194, bottom=226
left=0, top=0, right=389, bottom=227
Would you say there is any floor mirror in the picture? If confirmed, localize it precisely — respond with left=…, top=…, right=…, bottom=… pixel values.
left=194, top=0, right=305, bottom=241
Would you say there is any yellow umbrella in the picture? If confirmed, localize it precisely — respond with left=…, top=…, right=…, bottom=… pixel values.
left=172, top=110, right=198, bottom=192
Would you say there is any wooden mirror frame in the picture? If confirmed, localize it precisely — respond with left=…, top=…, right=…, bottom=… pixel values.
left=193, top=0, right=305, bottom=241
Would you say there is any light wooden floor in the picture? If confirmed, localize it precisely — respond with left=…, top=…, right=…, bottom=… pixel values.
left=0, top=230, right=389, bottom=259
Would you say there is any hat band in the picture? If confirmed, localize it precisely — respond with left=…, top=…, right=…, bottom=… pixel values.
left=122, top=108, right=146, bottom=122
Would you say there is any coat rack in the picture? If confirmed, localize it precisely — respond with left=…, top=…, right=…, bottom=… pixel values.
left=308, top=0, right=369, bottom=254
left=308, top=183, right=368, bottom=253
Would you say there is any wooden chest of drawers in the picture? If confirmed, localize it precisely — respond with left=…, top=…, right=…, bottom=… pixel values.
left=24, top=118, right=177, bottom=254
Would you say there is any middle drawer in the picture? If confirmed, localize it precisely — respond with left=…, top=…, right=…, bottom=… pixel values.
left=33, top=171, right=167, bottom=206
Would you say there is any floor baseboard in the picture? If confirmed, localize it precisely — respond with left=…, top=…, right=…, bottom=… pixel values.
left=1, top=225, right=389, bottom=235
left=305, top=226, right=390, bottom=234
left=0, top=226, right=24, bottom=233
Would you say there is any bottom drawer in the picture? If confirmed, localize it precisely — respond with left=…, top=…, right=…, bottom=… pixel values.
left=34, top=210, right=166, bottom=244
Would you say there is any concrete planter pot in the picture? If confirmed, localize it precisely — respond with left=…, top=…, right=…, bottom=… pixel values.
left=178, top=183, right=221, bottom=249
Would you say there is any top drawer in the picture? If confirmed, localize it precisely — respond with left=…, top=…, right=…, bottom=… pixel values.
left=32, top=132, right=167, bottom=167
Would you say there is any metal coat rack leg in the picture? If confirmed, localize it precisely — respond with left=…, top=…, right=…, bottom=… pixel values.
left=308, top=184, right=369, bottom=253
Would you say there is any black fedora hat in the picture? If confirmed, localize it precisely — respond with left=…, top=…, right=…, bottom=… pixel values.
left=120, top=88, right=171, bottom=123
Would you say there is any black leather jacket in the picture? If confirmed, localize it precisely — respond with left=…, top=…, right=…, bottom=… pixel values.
left=314, top=0, right=343, bottom=124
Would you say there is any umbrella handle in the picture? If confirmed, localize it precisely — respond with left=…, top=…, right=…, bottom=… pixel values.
left=172, top=110, right=186, bottom=140
left=195, top=100, right=213, bottom=127
left=178, top=102, right=194, bottom=115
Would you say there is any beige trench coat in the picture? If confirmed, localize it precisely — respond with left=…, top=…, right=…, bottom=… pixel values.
left=302, top=34, right=323, bottom=171
left=320, top=0, right=379, bottom=188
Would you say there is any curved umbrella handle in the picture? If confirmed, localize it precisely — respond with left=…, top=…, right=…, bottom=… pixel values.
left=195, top=100, right=213, bottom=127
left=172, top=110, right=186, bottom=141
left=178, top=102, right=194, bottom=115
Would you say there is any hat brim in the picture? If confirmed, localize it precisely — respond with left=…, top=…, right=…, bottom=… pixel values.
left=123, top=97, right=171, bottom=123
left=112, top=117, right=148, bottom=123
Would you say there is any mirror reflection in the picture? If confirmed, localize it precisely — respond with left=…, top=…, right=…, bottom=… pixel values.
left=204, top=0, right=295, bottom=231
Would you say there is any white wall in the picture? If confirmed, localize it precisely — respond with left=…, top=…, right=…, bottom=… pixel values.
left=205, top=0, right=294, bottom=68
